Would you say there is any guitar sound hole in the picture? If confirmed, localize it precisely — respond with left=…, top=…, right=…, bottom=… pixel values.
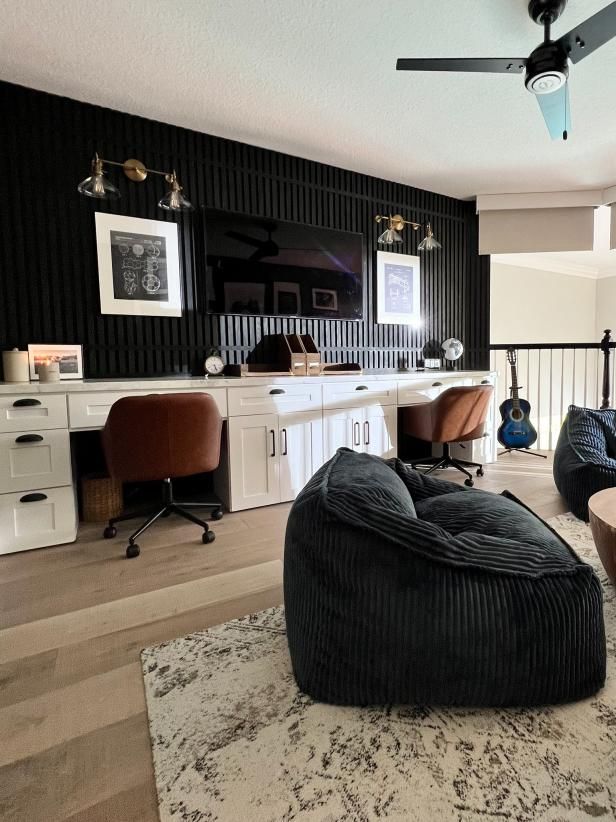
left=510, top=408, right=524, bottom=422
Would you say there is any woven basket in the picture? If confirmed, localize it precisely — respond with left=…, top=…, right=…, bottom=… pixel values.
left=82, top=473, right=123, bottom=522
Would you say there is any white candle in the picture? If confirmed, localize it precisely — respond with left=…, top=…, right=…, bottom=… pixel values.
left=38, top=361, right=61, bottom=383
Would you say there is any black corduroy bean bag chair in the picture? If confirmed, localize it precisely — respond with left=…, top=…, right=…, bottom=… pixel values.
left=553, top=405, right=616, bottom=521
left=284, top=448, right=606, bottom=707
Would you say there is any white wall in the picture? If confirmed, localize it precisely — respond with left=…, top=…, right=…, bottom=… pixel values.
left=490, top=262, right=597, bottom=344
left=596, top=276, right=616, bottom=337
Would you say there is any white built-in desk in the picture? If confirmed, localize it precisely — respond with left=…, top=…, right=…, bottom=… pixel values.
left=0, top=369, right=496, bottom=554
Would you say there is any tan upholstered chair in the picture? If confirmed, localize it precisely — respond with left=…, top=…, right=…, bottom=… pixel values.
left=401, top=384, right=493, bottom=486
left=101, top=393, right=223, bottom=558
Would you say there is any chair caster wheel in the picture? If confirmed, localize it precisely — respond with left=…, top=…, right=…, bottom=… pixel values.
left=103, top=526, right=117, bottom=539
left=211, top=507, right=223, bottom=521
left=464, top=478, right=474, bottom=487
left=476, top=468, right=484, bottom=477
left=126, top=543, right=140, bottom=559
left=202, top=530, right=216, bottom=544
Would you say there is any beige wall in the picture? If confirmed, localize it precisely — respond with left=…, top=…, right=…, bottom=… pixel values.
left=490, top=262, right=597, bottom=344
left=596, top=276, right=616, bottom=337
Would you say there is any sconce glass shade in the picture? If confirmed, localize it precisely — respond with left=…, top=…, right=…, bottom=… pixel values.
left=158, top=172, right=194, bottom=212
left=77, top=156, right=120, bottom=200
left=418, top=223, right=441, bottom=251
left=377, top=227, right=403, bottom=245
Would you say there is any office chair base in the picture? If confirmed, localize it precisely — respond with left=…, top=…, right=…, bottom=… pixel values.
left=410, top=443, right=484, bottom=487
left=104, top=478, right=222, bottom=558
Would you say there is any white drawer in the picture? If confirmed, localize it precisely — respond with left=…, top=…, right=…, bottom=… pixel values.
left=0, top=429, right=72, bottom=494
left=0, top=485, right=77, bottom=554
left=0, top=394, right=68, bottom=433
left=397, top=377, right=472, bottom=406
left=322, top=380, right=397, bottom=410
left=68, top=388, right=228, bottom=430
left=227, top=384, right=322, bottom=417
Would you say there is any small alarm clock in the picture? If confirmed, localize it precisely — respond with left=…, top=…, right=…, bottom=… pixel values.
left=204, top=348, right=225, bottom=378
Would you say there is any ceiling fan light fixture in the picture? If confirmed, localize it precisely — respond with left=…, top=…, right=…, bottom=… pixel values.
left=526, top=68, right=567, bottom=94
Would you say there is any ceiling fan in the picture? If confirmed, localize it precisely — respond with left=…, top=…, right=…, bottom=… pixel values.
left=396, top=0, right=616, bottom=140
left=226, top=222, right=314, bottom=262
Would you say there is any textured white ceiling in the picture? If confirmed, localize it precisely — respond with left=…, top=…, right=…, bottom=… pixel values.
left=1, top=0, right=616, bottom=199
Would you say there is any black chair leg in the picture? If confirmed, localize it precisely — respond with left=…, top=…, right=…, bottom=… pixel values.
left=170, top=504, right=209, bottom=530
left=423, top=458, right=448, bottom=476
left=128, top=506, right=169, bottom=543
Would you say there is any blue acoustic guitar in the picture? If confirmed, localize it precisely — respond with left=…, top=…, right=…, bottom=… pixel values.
left=497, top=348, right=542, bottom=455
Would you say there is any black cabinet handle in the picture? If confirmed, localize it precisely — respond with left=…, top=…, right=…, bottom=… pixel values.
left=355, top=385, right=369, bottom=391
left=269, top=388, right=285, bottom=395
left=353, top=421, right=361, bottom=447
left=15, top=434, right=44, bottom=443
left=20, top=492, right=47, bottom=503
left=270, top=429, right=276, bottom=457
left=481, top=379, right=491, bottom=385
left=432, top=381, right=443, bottom=387
left=13, top=398, right=41, bottom=407
left=364, top=420, right=370, bottom=445
left=281, top=428, right=288, bottom=456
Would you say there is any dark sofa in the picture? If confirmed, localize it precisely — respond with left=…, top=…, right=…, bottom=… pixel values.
left=553, top=404, right=616, bottom=521
left=284, top=448, right=606, bottom=707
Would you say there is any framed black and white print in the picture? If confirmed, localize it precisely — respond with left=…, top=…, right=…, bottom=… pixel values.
left=376, top=250, right=421, bottom=326
left=94, top=214, right=182, bottom=317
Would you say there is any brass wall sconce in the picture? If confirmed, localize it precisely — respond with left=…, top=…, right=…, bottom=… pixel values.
left=374, top=214, right=441, bottom=250
left=77, top=153, right=193, bottom=212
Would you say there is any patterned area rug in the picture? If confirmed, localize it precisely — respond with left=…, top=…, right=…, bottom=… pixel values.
left=141, top=514, right=616, bottom=821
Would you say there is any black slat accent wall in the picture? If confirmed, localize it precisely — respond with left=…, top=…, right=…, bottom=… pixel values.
left=0, top=81, right=490, bottom=377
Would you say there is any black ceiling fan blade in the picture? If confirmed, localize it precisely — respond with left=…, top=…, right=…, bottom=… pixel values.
left=396, top=57, right=526, bottom=74
left=556, top=1, right=616, bottom=64
left=225, top=230, right=264, bottom=249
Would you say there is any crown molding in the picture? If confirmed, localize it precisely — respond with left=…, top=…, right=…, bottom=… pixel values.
left=477, top=187, right=616, bottom=213
left=491, top=254, right=600, bottom=279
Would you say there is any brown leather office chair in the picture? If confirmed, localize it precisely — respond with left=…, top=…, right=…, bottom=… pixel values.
left=401, top=384, right=494, bottom=486
left=101, top=392, right=223, bottom=558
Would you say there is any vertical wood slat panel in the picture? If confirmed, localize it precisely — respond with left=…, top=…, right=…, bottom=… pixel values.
left=0, top=81, right=489, bottom=377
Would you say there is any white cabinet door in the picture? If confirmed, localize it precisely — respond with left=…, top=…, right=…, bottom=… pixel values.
left=322, top=409, right=360, bottom=462
left=279, top=412, right=324, bottom=503
left=228, top=414, right=279, bottom=511
left=363, top=405, right=398, bottom=459
left=0, top=486, right=77, bottom=554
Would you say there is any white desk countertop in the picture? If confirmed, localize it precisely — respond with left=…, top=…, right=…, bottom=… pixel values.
left=0, top=369, right=496, bottom=395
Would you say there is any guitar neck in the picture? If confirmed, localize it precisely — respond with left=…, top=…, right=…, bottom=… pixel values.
left=511, top=363, right=520, bottom=408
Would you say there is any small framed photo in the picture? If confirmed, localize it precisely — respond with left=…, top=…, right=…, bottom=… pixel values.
left=28, top=344, right=83, bottom=380
left=376, top=250, right=421, bottom=326
left=312, top=288, right=338, bottom=312
left=94, top=213, right=183, bottom=317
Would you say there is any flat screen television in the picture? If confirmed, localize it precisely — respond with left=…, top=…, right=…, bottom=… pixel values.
left=204, top=209, right=364, bottom=320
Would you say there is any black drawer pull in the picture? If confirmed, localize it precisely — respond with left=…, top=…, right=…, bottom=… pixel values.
left=269, top=388, right=285, bottom=395
left=432, top=381, right=443, bottom=387
left=20, top=492, right=48, bottom=503
left=13, top=398, right=41, bottom=407
left=15, top=434, right=44, bottom=443
left=481, top=379, right=491, bottom=385
left=355, top=385, right=369, bottom=391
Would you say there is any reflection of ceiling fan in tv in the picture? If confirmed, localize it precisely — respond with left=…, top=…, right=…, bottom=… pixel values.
left=396, top=0, right=616, bottom=140
left=225, top=221, right=314, bottom=262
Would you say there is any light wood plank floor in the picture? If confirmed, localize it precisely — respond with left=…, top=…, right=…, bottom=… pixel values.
left=0, top=451, right=566, bottom=821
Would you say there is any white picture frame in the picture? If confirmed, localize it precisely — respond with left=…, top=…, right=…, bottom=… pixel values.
left=28, top=344, right=83, bottom=380
left=312, top=288, right=338, bottom=312
left=94, top=213, right=183, bottom=317
left=376, top=250, right=421, bottom=326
